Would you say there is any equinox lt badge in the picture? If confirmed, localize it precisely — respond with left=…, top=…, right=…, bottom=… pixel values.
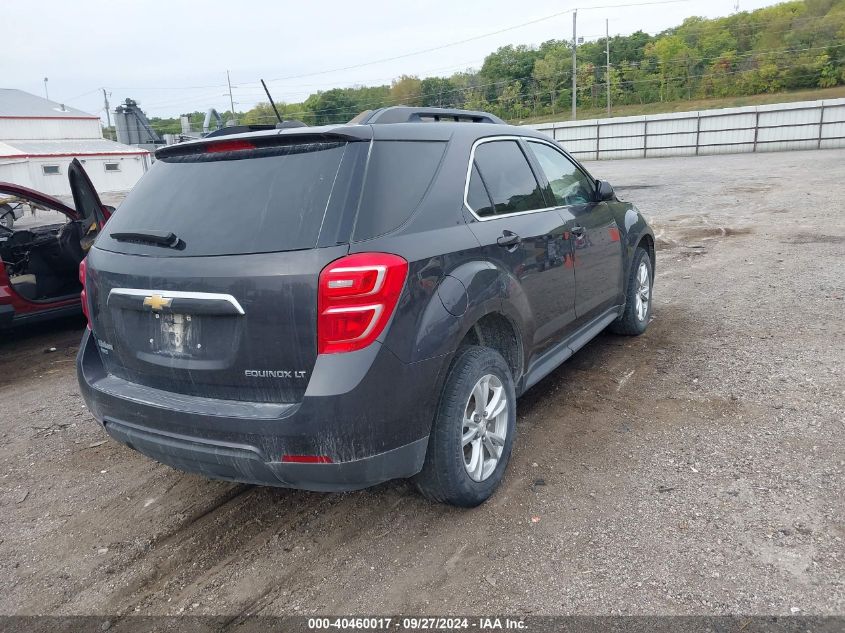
left=245, top=370, right=307, bottom=379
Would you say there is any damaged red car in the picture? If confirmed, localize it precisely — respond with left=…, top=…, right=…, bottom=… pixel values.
left=0, top=159, right=110, bottom=328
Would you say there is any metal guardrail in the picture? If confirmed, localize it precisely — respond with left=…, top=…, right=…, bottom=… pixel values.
left=527, top=98, right=845, bottom=160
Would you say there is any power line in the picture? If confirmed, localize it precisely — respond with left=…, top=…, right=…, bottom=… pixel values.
left=235, top=32, right=825, bottom=105
left=231, top=57, right=489, bottom=100
left=574, top=19, right=839, bottom=62
left=627, top=42, right=845, bottom=68
left=222, top=7, right=836, bottom=116
left=66, top=4, right=830, bottom=114
left=133, top=5, right=839, bottom=120
left=238, top=0, right=691, bottom=87
left=246, top=53, right=842, bottom=123
left=237, top=26, right=840, bottom=117
left=64, top=88, right=103, bottom=103
left=234, top=12, right=836, bottom=101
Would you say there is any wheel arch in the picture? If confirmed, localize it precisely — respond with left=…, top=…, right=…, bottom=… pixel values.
left=457, top=310, right=524, bottom=384
left=443, top=258, right=531, bottom=385
left=638, top=232, right=655, bottom=273
left=384, top=256, right=531, bottom=416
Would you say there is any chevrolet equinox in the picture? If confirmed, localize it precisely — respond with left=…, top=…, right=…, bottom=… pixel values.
left=76, top=106, right=655, bottom=507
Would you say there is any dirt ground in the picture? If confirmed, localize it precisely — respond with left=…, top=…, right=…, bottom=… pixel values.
left=1, top=149, right=843, bottom=618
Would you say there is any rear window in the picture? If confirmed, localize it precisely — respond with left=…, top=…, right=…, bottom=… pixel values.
left=353, top=140, right=446, bottom=241
left=470, top=140, right=546, bottom=217
left=99, top=142, right=348, bottom=256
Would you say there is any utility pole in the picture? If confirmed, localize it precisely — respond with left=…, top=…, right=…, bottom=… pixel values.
left=606, top=19, right=611, bottom=117
left=43, top=77, right=49, bottom=100
left=226, top=70, right=236, bottom=125
left=571, top=10, right=577, bottom=120
left=102, top=88, right=112, bottom=139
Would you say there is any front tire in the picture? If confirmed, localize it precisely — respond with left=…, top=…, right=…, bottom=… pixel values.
left=414, top=346, right=516, bottom=507
left=609, top=246, right=653, bottom=336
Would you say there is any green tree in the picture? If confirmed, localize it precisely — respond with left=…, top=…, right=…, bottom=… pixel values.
left=480, top=45, right=540, bottom=100
left=646, top=35, right=694, bottom=101
left=390, top=75, right=422, bottom=106
left=532, top=41, right=571, bottom=114
left=242, top=103, right=279, bottom=125
left=419, top=77, right=458, bottom=107
left=304, top=89, right=359, bottom=125
left=146, top=1, right=845, bottom=126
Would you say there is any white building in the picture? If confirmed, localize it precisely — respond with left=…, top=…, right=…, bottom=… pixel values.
left=0, top=89, right=150, bottom=195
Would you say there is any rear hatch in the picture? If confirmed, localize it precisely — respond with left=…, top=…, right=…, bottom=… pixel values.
left=85, top=135, right=369, bottom=404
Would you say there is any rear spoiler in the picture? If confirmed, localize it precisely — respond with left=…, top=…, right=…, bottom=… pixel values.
left=155, top=129, right=371, bottom=160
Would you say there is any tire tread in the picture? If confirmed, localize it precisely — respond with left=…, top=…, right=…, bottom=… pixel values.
left=414, top=345, right=515, bottom=507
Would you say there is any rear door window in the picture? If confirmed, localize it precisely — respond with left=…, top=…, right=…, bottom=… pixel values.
left=467, top=140, right=546, bottom=217
left=353, top=140, right=446, bottom=241
left=99, top=141, right=348, bottom=256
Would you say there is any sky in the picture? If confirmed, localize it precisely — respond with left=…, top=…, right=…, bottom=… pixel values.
left=3, top=0, right=785, bottom=121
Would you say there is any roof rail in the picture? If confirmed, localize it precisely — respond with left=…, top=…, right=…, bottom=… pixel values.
left=352, top=106, right=505, bottom=125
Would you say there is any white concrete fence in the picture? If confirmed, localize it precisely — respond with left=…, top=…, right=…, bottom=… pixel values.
left=526, top=98, right=845, bottom=160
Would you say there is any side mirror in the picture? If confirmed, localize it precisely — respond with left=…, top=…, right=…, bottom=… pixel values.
left=597, top=180, right=616, bottom=201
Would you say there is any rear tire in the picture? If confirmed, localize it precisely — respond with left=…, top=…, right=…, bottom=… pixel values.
left=414, top=345, right=516, bottom=507
left=609, top=246, right=652, bottom=336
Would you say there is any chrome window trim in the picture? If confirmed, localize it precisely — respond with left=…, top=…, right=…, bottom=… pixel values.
left=463, top=135, right=600, bottom=222
left=463, top=135, right=558, bottom=222
left=108, top=288, right=245, bottom=315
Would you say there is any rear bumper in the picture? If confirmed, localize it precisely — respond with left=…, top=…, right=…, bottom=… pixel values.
left=103, top=418, right=428, bottom=492
left=77, top=329, right=446, bottom=491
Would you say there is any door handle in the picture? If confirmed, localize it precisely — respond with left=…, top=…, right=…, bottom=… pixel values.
left=497, top=230, right=521, bottom=249
left=570, top=226, right=585, bottom=237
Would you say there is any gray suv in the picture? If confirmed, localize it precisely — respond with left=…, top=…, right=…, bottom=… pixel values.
left=76, top=107, right=654, bottom=507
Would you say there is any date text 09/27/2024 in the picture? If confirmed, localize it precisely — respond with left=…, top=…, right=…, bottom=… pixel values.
left=307, top=617, right=527, bottom=630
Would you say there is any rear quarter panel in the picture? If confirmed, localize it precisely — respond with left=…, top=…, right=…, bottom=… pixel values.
left=353, top=130, right=527, bottom=365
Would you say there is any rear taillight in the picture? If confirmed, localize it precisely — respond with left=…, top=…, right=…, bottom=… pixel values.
left=318, top=253, right=408, bottom=354
left=79, top=257, right=91, bottom=329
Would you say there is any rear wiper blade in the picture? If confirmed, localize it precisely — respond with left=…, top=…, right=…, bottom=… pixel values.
left=110, top=230, right=181, bottom=248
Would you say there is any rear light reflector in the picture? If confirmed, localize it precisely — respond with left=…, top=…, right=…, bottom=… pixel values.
left=79, top=257, right=91, bottom=329
left=281, top=455, right=333, bottom=464
left=318, top=253, right=408, bottom=354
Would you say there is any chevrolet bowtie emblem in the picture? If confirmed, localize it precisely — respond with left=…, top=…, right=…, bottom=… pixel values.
left=143, top=294, right=172, bottom=311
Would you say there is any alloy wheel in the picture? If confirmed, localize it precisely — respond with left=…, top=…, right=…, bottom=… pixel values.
left=462, top=374, right=509, bottom=482
left=635, top=261, right=650, bottom=322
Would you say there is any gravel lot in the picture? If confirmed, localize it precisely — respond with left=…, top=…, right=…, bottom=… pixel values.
left=1, top=149, right=843, bottom=618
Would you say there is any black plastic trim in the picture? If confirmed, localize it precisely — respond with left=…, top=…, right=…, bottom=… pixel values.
left=522, top=306, right=622, bottom=392
left=104, top=418, right=428, bottom=492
